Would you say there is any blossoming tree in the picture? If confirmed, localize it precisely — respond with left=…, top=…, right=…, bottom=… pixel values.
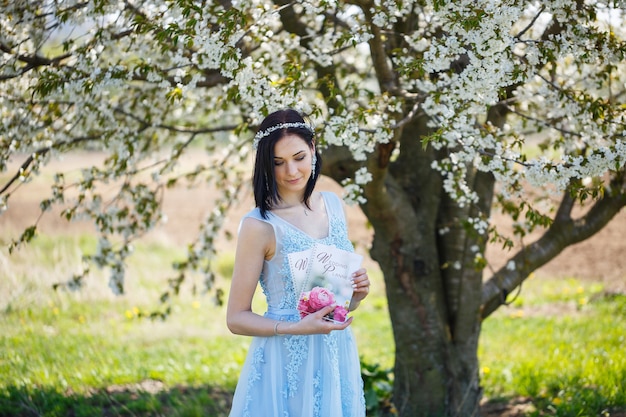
left=1, top=0, right=625, bottom=415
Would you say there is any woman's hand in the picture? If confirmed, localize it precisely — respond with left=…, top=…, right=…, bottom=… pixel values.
left=349, top=268, right=370, bottom=309
left=281, top=305, right=352, bottom=335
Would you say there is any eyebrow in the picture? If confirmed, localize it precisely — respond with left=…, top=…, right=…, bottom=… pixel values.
left=274, top=150, right=306, bottom=159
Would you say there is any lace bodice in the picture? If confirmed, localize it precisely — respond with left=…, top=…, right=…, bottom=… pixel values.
left=242, top=191, right=354, bottom=311
left=230, top=191, right=366, bottom=417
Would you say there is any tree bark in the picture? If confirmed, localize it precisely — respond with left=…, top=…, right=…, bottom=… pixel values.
left=326, top=114, right=486, bottom=416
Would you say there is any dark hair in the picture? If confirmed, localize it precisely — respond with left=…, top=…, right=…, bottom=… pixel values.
left=253, top=109, right=322, bottom=219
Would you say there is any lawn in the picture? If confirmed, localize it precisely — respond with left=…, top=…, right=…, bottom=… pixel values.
left=1, top=233, right=625, bottom=416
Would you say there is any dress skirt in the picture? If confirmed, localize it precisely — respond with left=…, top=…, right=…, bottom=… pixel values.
left=228, top=308, right=365, bottom=417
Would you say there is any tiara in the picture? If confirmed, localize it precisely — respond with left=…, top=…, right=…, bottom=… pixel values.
left=252, top=122, right=314, bottom=150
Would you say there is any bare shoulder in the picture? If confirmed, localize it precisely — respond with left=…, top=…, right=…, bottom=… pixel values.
left=238, top=216, right=275, bottom=258
left=239, top=216, right=273, bottom=239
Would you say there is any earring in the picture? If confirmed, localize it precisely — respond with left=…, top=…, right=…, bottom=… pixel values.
left=311, top=154, right=317, bottom=177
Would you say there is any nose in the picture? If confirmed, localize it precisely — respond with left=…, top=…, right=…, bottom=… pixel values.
left=286, top=161, right=298, bottom=175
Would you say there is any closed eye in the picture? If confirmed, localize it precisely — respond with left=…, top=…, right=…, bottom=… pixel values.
left=274, top=154, right=306, bottom=165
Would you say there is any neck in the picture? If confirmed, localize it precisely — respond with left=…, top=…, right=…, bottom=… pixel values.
left=278, top=193, right=306, bottom=207
left=277, top=200, right=306, bottom=209
left=275, top=192, right=314, bottom=211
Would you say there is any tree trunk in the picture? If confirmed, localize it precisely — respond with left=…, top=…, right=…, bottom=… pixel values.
left=369, top=232, right=482, bottom=417
left=358, top=114, right=484, bottom=416
left=324, top=116, right=626, bottom=417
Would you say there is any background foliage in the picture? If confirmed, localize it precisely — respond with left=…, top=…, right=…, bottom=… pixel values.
left=2, top=1, right=626, bottom=415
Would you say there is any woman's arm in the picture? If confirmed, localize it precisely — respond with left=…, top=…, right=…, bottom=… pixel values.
left=226, top=217, right=352, bottom=337
left=226, top=217, right=275, bottom=336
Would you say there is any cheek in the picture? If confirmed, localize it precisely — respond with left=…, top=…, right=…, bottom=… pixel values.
left=274, top=165, right=288, bottom=179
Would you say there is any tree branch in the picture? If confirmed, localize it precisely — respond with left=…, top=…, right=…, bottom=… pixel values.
left=481, top=178, right=626, bottom=319
left=273, top=0, right=345, bottom=114
left=554, top=184, right=576, bottom=223
left=0, top=136, right=100, bottom=195
left=0, top=42, right=72, bottom=80
left=113, top=107, right=239, bottom=135
left=359, top=4, right=397, bottom=93
left=514, top=5, right=546, bottom=40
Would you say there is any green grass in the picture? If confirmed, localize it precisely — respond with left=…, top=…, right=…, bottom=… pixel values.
left=479, top=276, right=626, bottom=416
left=1, top=234, right=625, bottom=416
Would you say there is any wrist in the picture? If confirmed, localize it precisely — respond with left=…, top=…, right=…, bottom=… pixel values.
left=274, top=321, right=283, bottom=336
left=349, top=299, right=361, bottom=311
left=274, top=321, right=294, bottom=336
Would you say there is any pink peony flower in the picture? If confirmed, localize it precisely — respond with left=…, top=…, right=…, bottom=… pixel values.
left=308, top=287, right=335, bottom=310
left=298, top=291, right=314, bottom=318
left=332, top=305, right=348, bottom=322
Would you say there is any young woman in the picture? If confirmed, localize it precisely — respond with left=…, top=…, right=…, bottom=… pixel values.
left=227, top=109, right=371, bottom=417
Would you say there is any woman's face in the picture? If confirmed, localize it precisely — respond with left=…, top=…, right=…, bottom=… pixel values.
left=272, top=134, right=314, bottom=197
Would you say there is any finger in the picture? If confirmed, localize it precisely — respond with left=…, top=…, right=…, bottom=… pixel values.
left=355, top=279, right=370, bottom=290
left=340, top=316, right=353, bottom=327
left=315, top=304, right=336, bottom=317
left=351, top=268, right=367, bottom=278
left=351, top=276, right=368, bottom=289
left=332, top=316, right=353, bottom=329
left=351, top=272, right=369, bottom=284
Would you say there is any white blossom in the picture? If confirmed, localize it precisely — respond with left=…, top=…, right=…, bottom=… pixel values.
left=1, top=0, right=624, bottom=295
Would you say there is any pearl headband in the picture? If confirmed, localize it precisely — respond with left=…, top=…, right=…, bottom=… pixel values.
left=252, top=122, right=314, bottom=150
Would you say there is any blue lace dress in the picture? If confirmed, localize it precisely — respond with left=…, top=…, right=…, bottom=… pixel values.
left=228, top=191, right=365, bottom=417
